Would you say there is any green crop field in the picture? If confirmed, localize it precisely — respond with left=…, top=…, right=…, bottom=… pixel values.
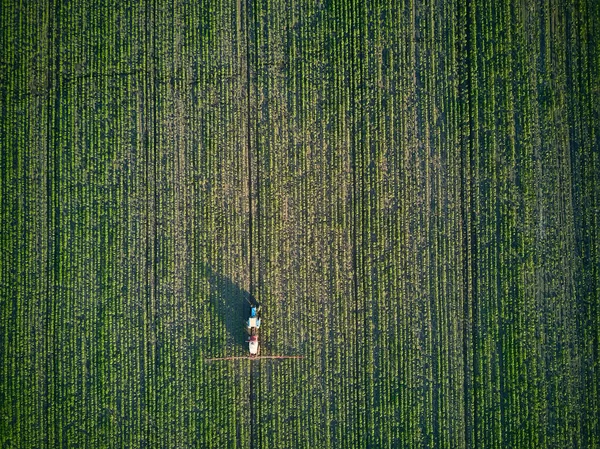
left=1, top=0, right=598, bottom=447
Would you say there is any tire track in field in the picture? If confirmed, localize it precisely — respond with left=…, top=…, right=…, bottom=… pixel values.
left=142, top=0, right=159, bottom=443
left=348, top=0, right=362, bottom=443
left=465, top=1, right=479, bottom=445
left=44, top=1, right=58, bottom=445
left=348, top=1, right=367, bottom=444
left=244, top=0, right=256, bottom=448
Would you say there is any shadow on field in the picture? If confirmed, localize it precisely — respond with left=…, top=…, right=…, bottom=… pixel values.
left=199, top=263, right=258, bottom=351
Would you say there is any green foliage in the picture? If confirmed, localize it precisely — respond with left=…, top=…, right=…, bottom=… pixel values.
left=0, top=0, right=598, bottom=448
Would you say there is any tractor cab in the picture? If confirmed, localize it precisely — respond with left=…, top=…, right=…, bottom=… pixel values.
left=247, top=306, right=261, bottom=329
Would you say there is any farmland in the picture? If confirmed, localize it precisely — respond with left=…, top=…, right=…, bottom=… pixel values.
left=1, top=0, right=598, bottom=447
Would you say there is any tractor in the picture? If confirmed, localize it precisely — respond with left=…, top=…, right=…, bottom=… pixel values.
left=246, top=306, right=261, bottom=355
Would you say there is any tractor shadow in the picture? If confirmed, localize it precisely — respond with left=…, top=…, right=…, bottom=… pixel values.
left=200, top=263, right=258, bottom=352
